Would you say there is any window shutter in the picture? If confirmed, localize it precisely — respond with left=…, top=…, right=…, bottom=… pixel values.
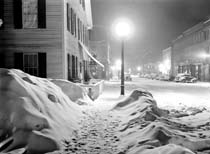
left=0, top=0, right=4, bottom=29
left=70, top=8, right=74, bottom=35
left=14, top=52, right=23, bottom=70
left=74, top=13, right=77, bottom=38
left=13, top=0, right=22, bottom=29
left=67, top=3, right=69, bottom=31
left=38, top=0, right=46, bottom=28
left=38, top=52, right=46, bottom=78
left=0, top=53, right=5, bottom=68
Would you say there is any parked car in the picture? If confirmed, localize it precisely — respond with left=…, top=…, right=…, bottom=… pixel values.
left=174, top=74, right=197, bottom=83
left=157, top=75, right=170, bottom=81
left=125, top=73, right=132, bottom=81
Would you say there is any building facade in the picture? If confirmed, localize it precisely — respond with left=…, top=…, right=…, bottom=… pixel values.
left=0, top=0, right=103, bottom=82
left=171, top=18, right=210, bottom=81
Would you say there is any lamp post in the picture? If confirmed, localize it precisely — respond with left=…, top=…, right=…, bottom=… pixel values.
left=114, top=19, right=132, bottom=95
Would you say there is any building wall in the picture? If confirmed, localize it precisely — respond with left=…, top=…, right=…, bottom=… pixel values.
left=172, top=20, right=210, bottom=81
left=64, top=0, right=91, bottom=82
left=0, top=0, right=64, bottom=79
left=0, top=0, right=93, bottom=81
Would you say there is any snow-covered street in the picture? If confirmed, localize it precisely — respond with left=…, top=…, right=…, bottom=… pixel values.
left=103, top=77, right=210, bottom=109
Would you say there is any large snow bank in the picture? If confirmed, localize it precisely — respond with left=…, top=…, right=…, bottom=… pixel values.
left=112, top=89, right=210, bottom=154
left=0, top=69, right=82, bottom=154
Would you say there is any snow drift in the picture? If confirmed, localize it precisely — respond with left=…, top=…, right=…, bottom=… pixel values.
left=0, top=69, right=82, bottom=154
left=51, top=79, right=92, bottom=105
left=112, top=89, right=210, bottom=154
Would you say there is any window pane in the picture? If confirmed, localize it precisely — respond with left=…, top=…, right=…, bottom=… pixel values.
left=22, top=0, right=38, bottom=28
left=29, top=55, right=33, bottom=67
left=34, top=55, right=38, bottom=67
left=24, top=55, right=28, bottom=67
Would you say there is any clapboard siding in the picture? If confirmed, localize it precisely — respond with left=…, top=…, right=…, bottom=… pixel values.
left=0, top=0, right=64, bottom=79
left=64, top=0, right=90, bottom=79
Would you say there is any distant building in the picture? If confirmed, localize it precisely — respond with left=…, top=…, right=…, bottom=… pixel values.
left=142, top=62, right=159, bottom=75
left=0, top=0, right=104, bottom=82
left=171, top=17, right=210, bottom=81
left=89, top=40, right=110, bottom=80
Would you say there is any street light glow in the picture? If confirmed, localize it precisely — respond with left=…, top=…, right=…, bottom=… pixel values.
left=199, top=53, right=210, bottom=58
left=112, top=18, right=133, bottom=39
left=137, top=66, right=141, bottom=71
left=115, top=59, right=121, bottom=70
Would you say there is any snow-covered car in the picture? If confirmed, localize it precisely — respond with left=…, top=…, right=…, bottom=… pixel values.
left=174, top=74, right=197, bottom=83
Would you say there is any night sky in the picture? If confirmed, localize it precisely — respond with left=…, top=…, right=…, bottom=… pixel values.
left=91, top=0, right=210, bottom=69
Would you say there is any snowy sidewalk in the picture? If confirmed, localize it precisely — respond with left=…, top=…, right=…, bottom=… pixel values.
left=63, top=109, right=121, bottom=154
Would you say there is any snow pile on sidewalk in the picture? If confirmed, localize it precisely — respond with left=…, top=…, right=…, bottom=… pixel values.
left=112, top=89, right=210, bottom=154
left=51, top=79, right=93, bottom=105
left=0, top=69, right=83, bottom=154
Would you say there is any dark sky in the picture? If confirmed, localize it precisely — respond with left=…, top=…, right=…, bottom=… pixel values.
left=91, top=0, right=210, bottom=69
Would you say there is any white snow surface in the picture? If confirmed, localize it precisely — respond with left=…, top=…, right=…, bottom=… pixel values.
left=51, top=79, right=93, bottom=105
left=0, top=69, right=83, bottom=153
left=112, top=88, right=210, bottom=154
left=1, top=70, right=210, bottom=154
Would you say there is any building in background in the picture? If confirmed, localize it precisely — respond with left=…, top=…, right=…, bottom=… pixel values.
left=142, top=62, right=159, bottom=75
left=88, top=25, right=110, bottom=80
left=89, top=40, right=110, bottom=80
left=161, top=47, right=172, bottom=76
left=0, top=0, right=103, bottom=82
left=171, top=17, right=210, bottom=81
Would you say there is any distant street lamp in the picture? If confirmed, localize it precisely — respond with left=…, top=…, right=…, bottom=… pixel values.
left=137, top=66, right=141, bottom=71
left=114, top=18, right=132, bottom=95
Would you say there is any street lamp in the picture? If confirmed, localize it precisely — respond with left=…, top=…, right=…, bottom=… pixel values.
left=113, top=18, right=132, bottom=95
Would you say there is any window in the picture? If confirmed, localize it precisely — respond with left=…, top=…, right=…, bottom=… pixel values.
left=204, top=30, right=209, bottom=40
left=80, top=20, right=82, bottom=41
left=23, top=53, right=38, bottom=76
left=78, top=18, right=80, bottom=40
left=82, top=25, right=85, bottom=43
left=67, top=3, right=70, bottom=32
left=22, top=0, right=38, bottom=28
left=76, top=56, right=78, bottom=78
left=14, top=52, right=46, bottom=77
left=70, top=8, right=74, bottom=35
left=13, top=0, right=46, bottom=29
left=67, top=54, right=72, bottom=81
left=74, top=13, right=77, bottom=38
left=82, top=0, right=85, bottom=10
left=72, top=55, right=76, bottom=78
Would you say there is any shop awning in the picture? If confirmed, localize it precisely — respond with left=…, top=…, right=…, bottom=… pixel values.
left=79, top=41, right=104, bottom=68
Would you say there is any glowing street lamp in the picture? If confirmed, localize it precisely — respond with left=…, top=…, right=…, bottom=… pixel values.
left=137, top=66, right=141, bottom=71
left=113, top=18, right=133, bottom=95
